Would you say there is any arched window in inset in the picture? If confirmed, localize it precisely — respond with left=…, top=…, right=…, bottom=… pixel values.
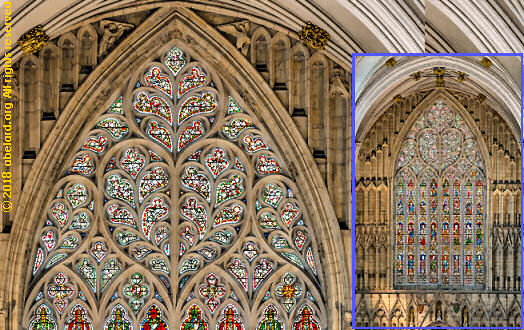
left=24, top=44, right=325, bottom=328
left=394, top=100, right=486, bottom=288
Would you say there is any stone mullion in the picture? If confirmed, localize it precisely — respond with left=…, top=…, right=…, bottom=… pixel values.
left=392, top=177, right=400, bottom=287
left=414, top=177, right=419, bottom=287
left=403, top=176, right=408, bottom=286
left=422, top=175, right=427, bottom=286
left=433, top=174, right=440, bottom=286
left=472, top=175, right=477, bottom=287
left=465, top=175, right=470, bottom=287
left=364, top=190, right=369, bottom=225
left=417, top=174, right=428, bottom=286
left=457, top=170, right=464, bottom=287
left=458, top=177, right=464, bottom=286
left=451, top=175, right=456, bottom=286
left=171, top=164, right=181, bottom=319
left=476, top=175, right=486, bottom=287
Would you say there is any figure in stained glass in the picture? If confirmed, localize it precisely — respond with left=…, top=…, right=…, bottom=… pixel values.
left=180, top=305, right=208, bottom=330
left=30, top=305, right=57, bottom=330
left=394, top=101, right=485, bottom=287
left=257, top=305, right=283, bottom=330
left=24, top=44, right=324, bottom=329
left=65, top=305, right=93, bottom=330
left=292, top=305, right=320, bottom=330
left=141, top=305, right=168, bottom=330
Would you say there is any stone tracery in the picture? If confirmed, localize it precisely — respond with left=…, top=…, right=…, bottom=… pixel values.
left=394, top=100, right=486, bottom=288
left=355, top=88, right=521, bottom=327
left=1, top=3, right=522, bottom=329
left=24, top=44, right=326, bottom=328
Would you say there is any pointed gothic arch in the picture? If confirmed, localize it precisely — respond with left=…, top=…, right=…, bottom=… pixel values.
left=391, top=90, right=491, bottom=289
left=57, top=32, right=80, bottom=91
left=19, top=54, right=41, bottom=156
left=269, top=32, right=291, bottom=90
left=355, top=57, right=521, bottom=142
left=76, top=25, right=98, bottom=72
left=4, top=8, right=347, bottom=329
left=308, top=51, right=329, bottom=157
left=39, top=42, right=60, bottom=118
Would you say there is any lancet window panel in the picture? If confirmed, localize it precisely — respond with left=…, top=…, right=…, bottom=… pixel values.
left=24, top=44, right=326, bottom=329
left=394, top=100, right=486, bottom=288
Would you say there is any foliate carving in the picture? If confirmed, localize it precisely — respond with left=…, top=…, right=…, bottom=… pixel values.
left=408, top=67, right=469, bottom=87
left=99, top=20, right=134, bottom=56
left=476, top=93, right=486, bottom=103
left=385, top=57, right=397, bottom=68
left=161, top=28, right=183, bottom=44
left=433, top=67, right=445, bottom=75
left=393, top=94, right=403, bottom=104
left=18, top=25, right=50, bottom=54
left=298, top=21, right=330, bottom=50
left=185, top=35, right=195, bottom=45
left=217, top=21, right=251, bottom=56
left=329, top=65, right=348, bottom=86
left=480, top=57, right=492, bottom=68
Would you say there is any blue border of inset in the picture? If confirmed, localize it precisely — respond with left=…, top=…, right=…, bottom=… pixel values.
left=351, top=52, right=524, bottom=330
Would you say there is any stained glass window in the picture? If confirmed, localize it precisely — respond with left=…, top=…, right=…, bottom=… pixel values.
left=25, top=45, right=325, bottom=328
left=394, top=100, right=485, bottom=287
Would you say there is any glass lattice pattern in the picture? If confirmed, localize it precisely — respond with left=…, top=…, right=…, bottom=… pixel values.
left=394, top=100, right=485, bottom=288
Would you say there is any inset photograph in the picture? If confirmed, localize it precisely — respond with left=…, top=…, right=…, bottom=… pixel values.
left=353, top=55, right=522, bottom=328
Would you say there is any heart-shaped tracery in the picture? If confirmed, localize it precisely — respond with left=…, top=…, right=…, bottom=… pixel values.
left=25, top=44, right=325, bottom=329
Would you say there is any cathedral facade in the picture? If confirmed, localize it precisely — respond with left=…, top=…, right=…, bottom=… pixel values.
left=0, top=1, right=521, bottom=329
